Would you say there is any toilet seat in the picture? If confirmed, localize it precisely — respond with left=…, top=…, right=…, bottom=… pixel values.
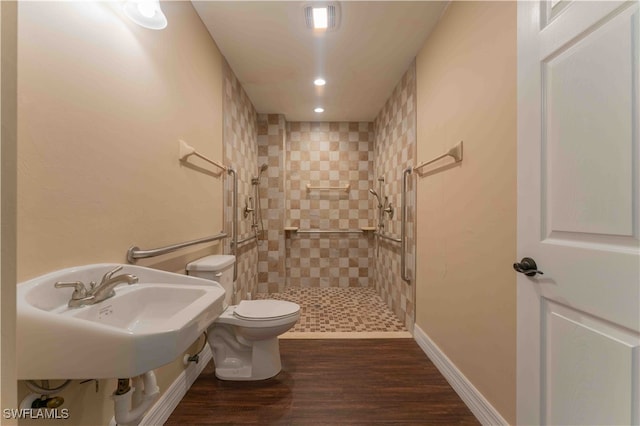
left=234, top=300, right=299, bottom=321
left=214, top=300, right=300, bottom=328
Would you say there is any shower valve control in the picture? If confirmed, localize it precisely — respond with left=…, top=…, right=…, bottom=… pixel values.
left=244, top=197, right=255, bottom=218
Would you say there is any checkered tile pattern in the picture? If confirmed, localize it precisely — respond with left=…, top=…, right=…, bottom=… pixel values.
left=257, top=114, right=287, bottom=293
left=255, top=287, right=407, bottom=333
left=284, top=122, right=375, bottom=288
left=223, top=59, right=258, bottom=302
left=285, top=233, right=374, bottom=288
left=373, top=62, right=417, bottom=331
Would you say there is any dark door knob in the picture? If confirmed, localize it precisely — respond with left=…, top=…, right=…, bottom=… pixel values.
left=513, top=257, right=544, bottom=277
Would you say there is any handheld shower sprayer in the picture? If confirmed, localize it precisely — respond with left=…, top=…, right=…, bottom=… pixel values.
left=369, top=189, right=383, bottom=208
left=252, top=164, right=269, bottom=185
left=251, top=163, right=269, bottom=241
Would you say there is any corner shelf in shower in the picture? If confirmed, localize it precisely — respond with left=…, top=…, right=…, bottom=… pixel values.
left=360, top=227, right=377, bottom=232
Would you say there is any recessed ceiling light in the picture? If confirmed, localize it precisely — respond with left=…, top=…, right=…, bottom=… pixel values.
left=314, top=107, right=324, bottom=113
left=314, top=78, right=326, bottom=86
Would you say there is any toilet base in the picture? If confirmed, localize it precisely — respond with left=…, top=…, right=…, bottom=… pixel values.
left=208, top=323, right=283, bottom=381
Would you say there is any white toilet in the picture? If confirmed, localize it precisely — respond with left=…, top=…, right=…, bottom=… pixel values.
left=186, top=255, right=300, bottom=381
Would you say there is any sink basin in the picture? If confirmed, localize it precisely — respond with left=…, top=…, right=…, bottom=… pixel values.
left=17, top=264, right=225, bottom=380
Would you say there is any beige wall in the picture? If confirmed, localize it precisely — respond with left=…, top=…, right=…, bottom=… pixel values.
left=2, top=1, right=18, bottom=422
left=415, top=2, right=517, bottom=424
left=17, top=1, right=225, bottom=281
left=17, top=2, right=224, bottom=424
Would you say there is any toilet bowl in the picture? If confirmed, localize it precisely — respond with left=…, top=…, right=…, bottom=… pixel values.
left=186, top=255, right=300, bottom=381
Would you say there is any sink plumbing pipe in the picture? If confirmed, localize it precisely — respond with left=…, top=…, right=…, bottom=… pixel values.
left=25, top=379, right=71, bottom=395
left=112, top=371, right=159, bottom=426
left=183, top=331, right=208, bottom=365
left=21, top=380, right=71, bottom=410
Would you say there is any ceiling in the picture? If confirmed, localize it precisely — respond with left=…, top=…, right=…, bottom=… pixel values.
left=192, top=1, right=448, bottom=122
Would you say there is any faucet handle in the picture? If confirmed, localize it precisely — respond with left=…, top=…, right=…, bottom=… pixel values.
left=54, top=281, right=87, bottom=299
left=101, top=265, right=123, bottom=283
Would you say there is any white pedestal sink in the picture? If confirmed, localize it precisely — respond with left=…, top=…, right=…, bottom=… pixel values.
left=17, top=264, right=225, bottom=380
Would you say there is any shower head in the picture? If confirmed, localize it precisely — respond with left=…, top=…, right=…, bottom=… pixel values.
left=252, top=164, right=269, bottom=185
left=369, top=188, right=382, bottom=206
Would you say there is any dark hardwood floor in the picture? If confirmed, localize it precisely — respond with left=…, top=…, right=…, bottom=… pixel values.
left=166, top=339, right=480, bottom=425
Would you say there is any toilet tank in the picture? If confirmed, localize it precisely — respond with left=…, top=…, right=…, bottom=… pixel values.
left=186, top=255, right=235, bottom=307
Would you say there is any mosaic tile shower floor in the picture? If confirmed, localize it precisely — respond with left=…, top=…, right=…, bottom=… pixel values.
left=255, top=287, right=409, bottom=337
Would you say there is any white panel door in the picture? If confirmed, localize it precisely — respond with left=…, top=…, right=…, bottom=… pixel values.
left=517, top=1, right=640, bottom=425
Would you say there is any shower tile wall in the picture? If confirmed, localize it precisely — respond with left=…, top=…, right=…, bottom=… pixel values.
left=284, top=122, right=375, bottom=288
left=223, top=59, right=259, bottom=302
left=257, top=114, right=287, bottom=294
left=373, top=62, right=416, bottom=330
left=256, top=120, right=378, bottom=291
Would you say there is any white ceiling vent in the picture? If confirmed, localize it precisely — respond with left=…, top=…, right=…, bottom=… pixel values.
left=304, top=2, right=341, bottom=31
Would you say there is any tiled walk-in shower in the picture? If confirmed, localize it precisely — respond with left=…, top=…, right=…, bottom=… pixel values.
left=256, top=287, right=409, bottom=336
left=224, top=60, right=417, bottom=333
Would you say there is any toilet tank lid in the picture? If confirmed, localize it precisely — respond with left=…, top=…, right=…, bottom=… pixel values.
left=186, top=255, right=236, bottom=272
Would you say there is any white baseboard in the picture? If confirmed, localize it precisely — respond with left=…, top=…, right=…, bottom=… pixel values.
left=140, top=344, right=213, bottom=426
left=413, top=324, right=508, bottom=426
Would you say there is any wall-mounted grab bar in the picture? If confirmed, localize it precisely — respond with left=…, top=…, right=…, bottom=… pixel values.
left=179, top=140, right=226, bottom=172
left=306, top=184, right=350, bottom=192
left=232, top=233, right=257, bottom=247
left=127, top=232, right=227, bottom=263
left=375, top=232, right=402, bottom=243
left=401, top=167, right=412, bottom=283
left=414, top=141, right=463, bottom=173
left=227, top=168, right=238, bottom=281
left=295, top=229, right=363, bottom=234
left=372, top=169, right=412, bottom=283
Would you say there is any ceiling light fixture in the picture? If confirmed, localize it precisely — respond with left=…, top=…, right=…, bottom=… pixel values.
left=314, top=78, right=326, bottom=86
left=123, top=0, right=168, bottom=30
left=314, top=107, right=324, bottom=113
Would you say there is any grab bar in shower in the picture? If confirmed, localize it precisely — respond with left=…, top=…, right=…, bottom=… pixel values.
left=375, top=232, right=402, bottom=243
left=373, top=168, right=411, bottom=283
left=306, top=184, right=351, bottom=192
left=414, top=141, right=463, bottom=173
left=127, top=231, right=228, bottom=263
left=295, top=229, right=363, bottom=234
left=401, top=167, right=412, bottom=283
left=227, top=167, right=238, bottom=281
left=232, top=233, right=258, bottom=247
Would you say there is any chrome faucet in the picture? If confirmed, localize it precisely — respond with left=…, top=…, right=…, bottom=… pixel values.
left=54, top=266, right=138, bottom=308
left=91, top=266, right=138, bottom=301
